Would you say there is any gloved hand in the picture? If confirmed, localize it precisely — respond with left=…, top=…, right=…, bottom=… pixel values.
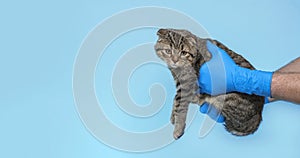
left=199, top=97, right=270, bottom=123
left=199, top=103, right=225, bottom=123
left=198, top=41, right=273, bottom=122
left=198, top=41, right=273, bottom=96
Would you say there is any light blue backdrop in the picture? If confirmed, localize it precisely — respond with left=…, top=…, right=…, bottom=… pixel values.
left=1, top=0, right=300, bottom=157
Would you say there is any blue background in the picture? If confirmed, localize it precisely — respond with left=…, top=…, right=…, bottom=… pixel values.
left=1, top=0, right=300, bottom=157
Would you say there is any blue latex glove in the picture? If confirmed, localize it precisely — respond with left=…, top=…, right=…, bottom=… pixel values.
left=198, top=41, right=273, bottom=96
left=200, top=103, right=225, bottom=123
left=198, top=41, right=273, bottom=123
left=200, top=97, right=270, bottom=123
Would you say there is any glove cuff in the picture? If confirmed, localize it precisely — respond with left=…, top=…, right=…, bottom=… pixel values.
left=233, top=67, right=273, bottom=97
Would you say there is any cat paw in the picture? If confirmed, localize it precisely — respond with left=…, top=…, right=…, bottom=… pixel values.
left=173, top=123, right=186, bottom=140
left=173, top=129, right=184, bottom=140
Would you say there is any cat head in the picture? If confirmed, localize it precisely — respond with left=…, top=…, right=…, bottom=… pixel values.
left=154, top=28, right=201, bottom=69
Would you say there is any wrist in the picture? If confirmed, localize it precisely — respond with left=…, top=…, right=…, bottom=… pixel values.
left=233, top=67, right=273, bottom=97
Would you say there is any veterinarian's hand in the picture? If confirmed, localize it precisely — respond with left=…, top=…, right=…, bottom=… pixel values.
left=200, top=97, right=270, bottom=123
left=199, top=103, right=225, bottom=123
left=198, top=41, right=273, bottom=97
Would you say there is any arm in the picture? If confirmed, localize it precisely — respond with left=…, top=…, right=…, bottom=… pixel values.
left=272, top=59, right=300, bottom=104
left=199, top=41, right=300, bottom=122
left=199, top=41, right=300, bottom=104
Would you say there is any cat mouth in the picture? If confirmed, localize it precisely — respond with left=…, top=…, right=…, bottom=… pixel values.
left=169, top=64, right=178, bottom=68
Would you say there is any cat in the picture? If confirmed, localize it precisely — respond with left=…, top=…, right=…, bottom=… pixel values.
left=154, top=28, right=264, bottom=139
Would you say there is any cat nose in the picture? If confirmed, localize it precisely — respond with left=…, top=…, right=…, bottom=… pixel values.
left=172, top=56, right=179, bottom=63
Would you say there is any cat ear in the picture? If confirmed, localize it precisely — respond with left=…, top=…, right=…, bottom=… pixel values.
left=157, top=29, right=169, bottom=37
left=186, top=36, right=197, bottom=47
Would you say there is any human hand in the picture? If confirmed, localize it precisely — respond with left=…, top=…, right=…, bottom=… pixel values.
left=198, top=41, right=273, bottom=97
left=200, top=97, right=271, bottom=123
left=198, top=41, right=237, bottom=95
left=199, top=103, right=225, bottom=123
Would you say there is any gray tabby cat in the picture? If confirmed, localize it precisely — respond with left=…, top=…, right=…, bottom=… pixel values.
left=154, top=28, right=264, bottom=139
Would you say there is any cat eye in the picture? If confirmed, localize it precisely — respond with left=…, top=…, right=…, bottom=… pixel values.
left=180, top=51, right=189, bottom=56
left=165, top=49, right=171, bottom=54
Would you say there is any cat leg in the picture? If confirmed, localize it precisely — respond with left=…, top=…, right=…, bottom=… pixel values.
left=173, top=99, right=189, bottom=139
left=170, top=95, right=177, bottom=125
left=171, top=93, right=190, bottom=125
left=192, top=94, right=206, bottom=105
